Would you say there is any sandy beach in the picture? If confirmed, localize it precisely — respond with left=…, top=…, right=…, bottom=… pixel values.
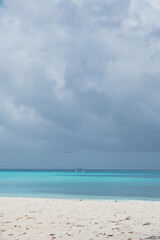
left=0, top=198, right=160, bottom=240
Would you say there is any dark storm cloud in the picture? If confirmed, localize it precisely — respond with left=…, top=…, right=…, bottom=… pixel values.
left=0, top=0, right=160, bottom=156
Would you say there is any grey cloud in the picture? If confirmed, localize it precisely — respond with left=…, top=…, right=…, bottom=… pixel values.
left=0, top=0, right=160, bottom=157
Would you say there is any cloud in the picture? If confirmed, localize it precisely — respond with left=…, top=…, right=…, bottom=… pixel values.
left=0, top=0, right=160, bottom=155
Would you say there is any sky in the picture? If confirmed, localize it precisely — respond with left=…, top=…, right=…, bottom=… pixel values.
left=0, top=0, right=160, bottom=169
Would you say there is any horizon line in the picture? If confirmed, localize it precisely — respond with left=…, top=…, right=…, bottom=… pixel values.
left=0, top=168, right=160, bottom=171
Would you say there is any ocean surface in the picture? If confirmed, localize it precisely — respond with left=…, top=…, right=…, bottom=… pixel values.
left=0, top=169, right=160, bottom=200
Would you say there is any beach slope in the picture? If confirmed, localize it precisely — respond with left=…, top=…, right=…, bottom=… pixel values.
left=0, top=198, right=160, bottom=240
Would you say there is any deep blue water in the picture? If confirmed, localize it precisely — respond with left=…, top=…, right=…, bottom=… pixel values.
left=0, top=169, right=160, bottom=200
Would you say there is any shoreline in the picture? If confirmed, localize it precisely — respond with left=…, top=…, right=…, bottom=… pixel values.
left=0, top=197, right=160, bottom=239
left=0, top=196, right=160, bottom=202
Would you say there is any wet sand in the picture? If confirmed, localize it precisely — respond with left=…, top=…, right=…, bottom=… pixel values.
left=0, top=197, right=160, bottom=240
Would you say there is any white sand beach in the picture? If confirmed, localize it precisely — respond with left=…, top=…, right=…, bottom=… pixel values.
left=0, top=198, right=160, bottom=240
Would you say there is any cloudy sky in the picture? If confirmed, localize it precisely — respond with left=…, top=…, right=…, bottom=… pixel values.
left=0, top=0, right=160, bottom=169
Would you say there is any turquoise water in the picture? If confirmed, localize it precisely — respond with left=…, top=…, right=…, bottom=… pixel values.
left=0, top=170, right=160, bottom=200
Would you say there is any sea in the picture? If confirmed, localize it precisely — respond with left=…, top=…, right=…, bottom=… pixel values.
left=0, top=169, right=160, bottom=200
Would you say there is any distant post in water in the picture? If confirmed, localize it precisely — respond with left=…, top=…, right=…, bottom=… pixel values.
left=75, top=168, right=85, bottom=173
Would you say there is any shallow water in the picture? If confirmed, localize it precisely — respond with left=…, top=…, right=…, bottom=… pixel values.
left=0, top=169, right=160, bottom=200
